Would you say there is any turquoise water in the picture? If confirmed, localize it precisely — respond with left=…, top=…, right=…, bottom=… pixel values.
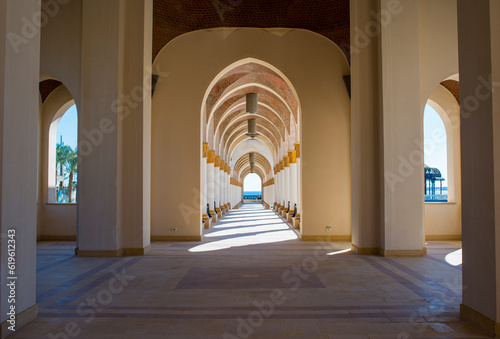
left=244, top=191, right=261, bottom=199
left=244, top=191, right=261, bottom=195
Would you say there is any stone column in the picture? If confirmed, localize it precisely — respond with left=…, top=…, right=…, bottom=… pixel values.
left=207, top=151, right=216, bottom=223
left=288, top=151, right=298, bottom=221
left=201, top=143, right=209, bottom=227
left=275, top=167, right=281, bottom=211
left=458, top=1, right=500, bottom=335
left=350, top=0, right=381, bottom=255
left=214, top=156, right=221, bottom=217
left=280, top=160, right=286, bottom=211
left=220, top=161, right=226, bottom=214
left=283, top=156, right=290, bottom=216
left=0, top=0, right=41, bottom=331
left=78, top=0, right=152, bottom=256
left=295, top=143, right=302, bottom=218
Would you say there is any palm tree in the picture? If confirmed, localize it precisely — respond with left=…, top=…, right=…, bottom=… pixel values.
left=56, top=143, right=72, bottom=189
left=64, top=148, right=78, bottom=203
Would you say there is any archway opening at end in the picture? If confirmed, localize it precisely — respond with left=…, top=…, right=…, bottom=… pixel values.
left=49, top=104, right=78, bottom=203
left=243, top=173, right=262, bottom=201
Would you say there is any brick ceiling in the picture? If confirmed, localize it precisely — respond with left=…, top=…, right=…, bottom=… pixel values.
left=39, top=79, right=62, bottom=103
left=153, top=0, right=350, bottom=61
left=440, top=80, right=460, bottom=103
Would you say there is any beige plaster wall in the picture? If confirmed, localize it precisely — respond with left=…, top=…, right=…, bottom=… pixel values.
left=152, top=28, right=351, bottom=238
left=424, top=203, right=461, bottom=239
left=418, top=0, right=459, bottom=103
left=40, top=0, right=82, bottom=105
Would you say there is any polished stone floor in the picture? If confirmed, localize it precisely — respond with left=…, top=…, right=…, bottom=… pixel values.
left=11, top=203, right=487, bottom=338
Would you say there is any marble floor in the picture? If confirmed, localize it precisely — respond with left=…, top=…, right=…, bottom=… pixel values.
left=11, top=203, right=488, bottom=338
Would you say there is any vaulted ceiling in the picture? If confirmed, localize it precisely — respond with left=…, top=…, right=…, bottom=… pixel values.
left=153, top=0, right=350, bottom=62
left=204, top=60, right=300, bottom=181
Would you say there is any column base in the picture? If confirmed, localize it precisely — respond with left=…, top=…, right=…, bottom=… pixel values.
left=293, top=214, right=300, bottom=229
left=461, top=304, right=500, bottom=337
left=301, top=235, right=352, bottom=241
left=40, top=235, right=77, bottom=241
left=151, top=235, right=202, bottom=241
left=378, top=248, right=427, bottom=257
left=209, top=210, right=216, bottom=223
left=351, top=245, right=427, bottom=257
left=78, top=245, right=152, bottom=257
left=1, top=304, right=38, bottom=338
left=203, top=214, right=210, bottom=229
left=350, top=244, right=380, bottom=255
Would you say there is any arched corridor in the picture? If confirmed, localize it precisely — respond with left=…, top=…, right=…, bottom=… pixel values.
left=4, top=0, right=500, bottom=337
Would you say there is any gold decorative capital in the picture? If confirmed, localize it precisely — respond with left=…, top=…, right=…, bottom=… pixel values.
left=202, top=143, right=209, bottom=158
left=220, top=160, right=225, bottom=171
left=214, top=156, right=221, bottom=168
left=279, top=161, right=284, bottom=171
left=295, top=143, right=301, bottom=158
left=288, top=150, right=297, bottom=164
left=283, top=156, right=290, bottom=168
left=207, top=150, right=216, bottom=164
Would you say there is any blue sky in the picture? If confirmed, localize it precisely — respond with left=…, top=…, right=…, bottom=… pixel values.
left=423, top=104, right=447, bottom=186
left=244, top=173, right=262, bottom=192
left=56, top=105, right=78, bottom=149
left=56, top=104, right=447, bottom=190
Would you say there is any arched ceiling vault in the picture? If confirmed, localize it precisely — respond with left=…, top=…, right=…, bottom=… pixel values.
left=227, top=131, right=277, bottom=163
left=241, top=166, right=265, bottom=181
left=153, top=0, right=350, bottom=62
left=203, top=60, right=301, bottom=180
left=234, top=152, right=272, bottom=175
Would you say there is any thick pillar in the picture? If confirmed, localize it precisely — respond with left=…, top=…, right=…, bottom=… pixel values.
left=458, top=1, right=500, bottom=335
left=379, top=0, right=425, bottom=256
left=207, top=151, right=216, bottom=222
left=350, top=0, right=381, bottom=255
left=288, top=151, right=298, bottom=221
left=78, top=0, right=152, bottom=256
left=0, top=0, right=40, bottom=333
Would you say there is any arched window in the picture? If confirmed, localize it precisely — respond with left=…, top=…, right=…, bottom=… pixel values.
left=49, top=104, right=78, bottom=203
left=243, top=173, right=262, bottom=200
left=423, top=104, right=448, bottom=202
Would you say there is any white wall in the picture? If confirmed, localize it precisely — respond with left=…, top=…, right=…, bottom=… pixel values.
left=263, top=185, right=275, bottom=207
